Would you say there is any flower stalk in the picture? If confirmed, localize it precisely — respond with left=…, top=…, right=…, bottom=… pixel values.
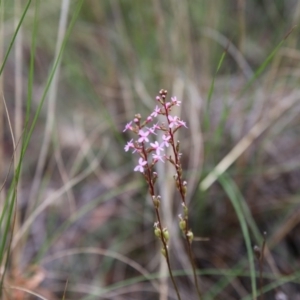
left=123, top=89, right=202, bottom=299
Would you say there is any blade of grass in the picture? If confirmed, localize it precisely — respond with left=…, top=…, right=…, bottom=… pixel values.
left=12, top=0, right=24, bottom=273
left=0, top=1, right=32, bottom=293
left=0, top=0, right=84, bottom=293
left=218, top=173, right=257, bottom=300
left=0, top=0, right=31, bottom=77
left=239, top=26, right=296, bottom=97
left=204, top=47, right=227, bottom=131
left=26, top=0, right=71, bottom=223
left=0, top=0, right=5, bottom=207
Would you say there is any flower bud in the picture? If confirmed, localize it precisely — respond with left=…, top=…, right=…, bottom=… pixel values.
left=182, top=185, right=187, bottom=196
left=187, top=230, right=194, bottom=244
left=179, top=219, right=186, bottom=231
left=134, top=114, right=141, bottom=124
left=154, top=227, right=161, bottom=237
left=177, top=167, right=182, bottom=176
left=176, top=140, right=180, bottom=152
left=169, top=156, right=175, bottom=164
left=163, top=228, right=169, bottom=243
left=182, top=203, right=188, bottom=217
left=152, top=195, right=161, bottom=209
left=154, top=222, right=161, bottom=238
left=161, top=248, right=166, bottom=257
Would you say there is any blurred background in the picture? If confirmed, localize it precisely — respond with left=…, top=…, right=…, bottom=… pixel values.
left=1, top=0, right=300, bottom=299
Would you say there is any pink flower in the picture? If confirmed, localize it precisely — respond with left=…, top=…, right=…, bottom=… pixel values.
left=150, top=141, right=164, bottom=154
left=168, top=115, right=179, bottom=128
left=138, top=129, right=150, bottom=143
left=147, top=126, right=157, bottom=135
left=151, top=106, right=161, bottom=118
left=171, top=96, right=181, bottom=106
left=152, top=153, right=164, bottom=163
left=123, top=121, right=133, bottom=132
left=134, top=157, right=148, bottom=172
left=162, top=134, right=171, bottom=147
left=152, top=122, right=160, bottom=131
left=177, top=119, right=188, bottom=128
left=124, top=139, right=134, bottom=152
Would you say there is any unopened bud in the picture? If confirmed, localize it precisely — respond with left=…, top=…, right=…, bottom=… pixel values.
left=161, top=248, right=167, bottom=257
left=179, top=219, right=186, bottom=231
left=154, top=227, right=161, bottom=237
left=169, top=156, right=174, bottom=164
left=177, top=167, right=182, bottom=176
left=182, top=185, right=187, bottom=196
left=176, top=140, right=180, bottom=152
left=134, top=114, right=141, bottom=121
left=163, top=228, right=169, bottom=243
left=154, top=222, right=161, bottom=238
left=152, top=195, right=161, bottom=209
left=187, top=231, right=194, bottom=244
left=182, top=203, right=188, bottom=217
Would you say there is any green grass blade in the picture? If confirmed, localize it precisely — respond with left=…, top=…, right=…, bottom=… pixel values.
left=22, top=0, right=84, bottom=155
left=239, top=27, right=295, bottom=97
left=0, top=0, right=31, bottom=76
left=25, top=0, right=40, bottom=130
left=0, top=0, right=84, bottom=293
left=204, top=48, right=227, bottom=131
left=218, top=173, right=257, bottom=299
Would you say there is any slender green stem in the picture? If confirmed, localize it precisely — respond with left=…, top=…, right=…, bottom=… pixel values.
left=141, top=144, right=182, bottom=300
left=259, top=234, right=266, bottom=300
left=163, top=101, right=202, bottom=299
left=154, top=208, right=182, bottom=300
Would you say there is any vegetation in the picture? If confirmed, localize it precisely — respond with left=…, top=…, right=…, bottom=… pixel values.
left=1, top=1, right=300, bottom=299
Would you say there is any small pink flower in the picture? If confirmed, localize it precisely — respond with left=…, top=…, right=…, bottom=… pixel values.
left=152, top=153, right=164, bottom=163
left=123, top=121, right=133, bottom=132
left=162, top=134, right=171, bottom=147
left=171, top=96, right=181, bottom=106
left=152, top=122, right=160, bottom=131
left=150, top=141, right=164, bottom=154
left=138, top=129, right=150, bottom=143
left=168, top=115, right=179, bottom=128
left=165, top=102, right=171, bottom=109
left=134, top=157, right=148, bottom=172
left=151, top=106, right=161, bottom=118
left=177, top=119, right=188, bottom=128
left=147, top=126, right=157, bottom=135
left=146, top=116, right=152, bottom=123
left=124, top=139, right=134, bottom=152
